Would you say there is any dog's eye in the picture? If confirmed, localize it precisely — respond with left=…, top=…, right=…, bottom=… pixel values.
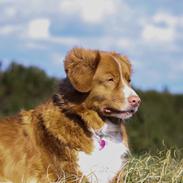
left=128, top=79, right=131, bottom=83
left=107, top=78, right=114, bottom=82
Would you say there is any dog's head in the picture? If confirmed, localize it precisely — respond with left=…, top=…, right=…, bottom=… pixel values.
left=64, top=48, right=141, bottom=122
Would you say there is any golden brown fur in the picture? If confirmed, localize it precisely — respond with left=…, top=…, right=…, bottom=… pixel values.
left=0, top=48, right=133, bottom=183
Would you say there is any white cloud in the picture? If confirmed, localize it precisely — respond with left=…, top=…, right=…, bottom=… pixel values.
left=24, top=18, right=80, bottom=46
left=141, top=12, right=183, bottom=44
left=0, top=18, right=52, bottom=43
left=27, top=18, right=51, bottom=39
left=0, top=19, right=80, bottom=48
left=153, top=12, right=183, bottom=28
left=3, top=7, right=17, bottom=18
left=153, top=12, right=178, bottom=27
left=59, top=0, right=117, bottom=23
left=142, top=24, right=175, bottom=43
left=0, top=25, right=22, bottom=35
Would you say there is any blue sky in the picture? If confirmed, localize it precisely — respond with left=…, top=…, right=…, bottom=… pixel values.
left=0, top=0, right=183, bottom=93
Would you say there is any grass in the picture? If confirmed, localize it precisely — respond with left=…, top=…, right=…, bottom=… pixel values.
left=123, top=149, right=183, bottom=183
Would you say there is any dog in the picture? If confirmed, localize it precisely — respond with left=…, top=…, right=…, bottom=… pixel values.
left=0, top=48, right=141, bottom=183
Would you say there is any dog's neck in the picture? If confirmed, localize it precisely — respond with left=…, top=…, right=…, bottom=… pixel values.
left=94, top=119, right=122, bottom=143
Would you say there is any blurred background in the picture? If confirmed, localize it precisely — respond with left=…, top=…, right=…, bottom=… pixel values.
left=0, top=0, right=183, bottom=155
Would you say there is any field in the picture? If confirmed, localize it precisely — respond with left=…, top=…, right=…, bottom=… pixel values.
left=123, top=149, right=183, bottom=183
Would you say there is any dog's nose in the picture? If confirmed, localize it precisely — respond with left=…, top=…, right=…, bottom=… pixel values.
left=128, top=95, right=141, bottom=107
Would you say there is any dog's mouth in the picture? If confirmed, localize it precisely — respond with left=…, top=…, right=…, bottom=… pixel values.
left=104, top=107, right=135, bottom=115
left=101, top=107, right=136, bottom=121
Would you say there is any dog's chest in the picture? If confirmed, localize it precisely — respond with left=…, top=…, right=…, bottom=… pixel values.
left=78, top=135, right=128, bottom=183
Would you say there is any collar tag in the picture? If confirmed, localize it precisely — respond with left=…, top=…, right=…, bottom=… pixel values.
left=99, top=138, right=106, bottom=151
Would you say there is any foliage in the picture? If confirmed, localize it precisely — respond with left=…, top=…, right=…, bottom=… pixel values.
left=0, top=62, right=58, bottom=116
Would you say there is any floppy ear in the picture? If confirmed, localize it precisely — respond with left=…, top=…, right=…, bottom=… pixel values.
left=64, top=48, right=100, bottom=93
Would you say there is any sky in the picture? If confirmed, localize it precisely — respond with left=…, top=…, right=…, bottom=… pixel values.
left=0, top=0, right=183, bottom=93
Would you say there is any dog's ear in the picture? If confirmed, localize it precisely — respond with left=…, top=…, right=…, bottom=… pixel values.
left=64, top=48, right=100, bottom=93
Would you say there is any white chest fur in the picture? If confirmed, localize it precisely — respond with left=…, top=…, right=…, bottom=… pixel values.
left=78, top=122, right=129, bottom=183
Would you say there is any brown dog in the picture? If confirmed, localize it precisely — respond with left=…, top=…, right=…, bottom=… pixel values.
left=0, top=48, right=140, bottom=183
